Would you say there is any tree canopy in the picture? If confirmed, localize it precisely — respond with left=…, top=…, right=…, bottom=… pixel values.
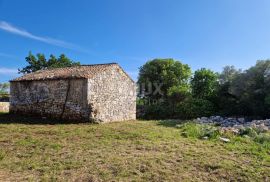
left=218, top=65, right=241, bottom=85
left=138, top=58, right=270, bottom=119
left=0, top=83, right=10, bottom=94
left=220, top=60, right=270, bottom=117
left=19, top=52, right=80, bottom=74
left=137, top=58, right=191, bottom=100
left=191, top=68, right=219, bottom=100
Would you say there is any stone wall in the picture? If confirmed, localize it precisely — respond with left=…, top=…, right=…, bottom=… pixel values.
left=0, top=102, right=9, bottom=112
left=87, top=65, right=136, bottom=122
left=10, top=66, right=136, bottom=122
left=10, top=79, right=89, bottom=121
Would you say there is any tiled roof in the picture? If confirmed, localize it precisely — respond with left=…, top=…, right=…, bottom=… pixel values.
left=11, top=63, right=133, bottom=82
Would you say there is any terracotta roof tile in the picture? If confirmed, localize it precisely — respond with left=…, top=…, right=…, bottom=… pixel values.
left=11, top=63, right=126, bottom=82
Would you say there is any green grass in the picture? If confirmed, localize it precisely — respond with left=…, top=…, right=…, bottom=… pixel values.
left=0, top=117, right=269, bottom=181
left=178, top=122, right=221, bottom=139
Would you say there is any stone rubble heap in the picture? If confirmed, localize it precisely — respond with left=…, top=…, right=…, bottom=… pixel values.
left=196, top=116, right=270, bottom=133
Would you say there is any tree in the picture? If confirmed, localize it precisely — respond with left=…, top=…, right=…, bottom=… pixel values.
left=215, top=60, right=270, bottom=117
left=137, top=58, right=192, bottom=101
left=19, top=52, right=80, bottom=74
left=215, top=66, right=242, bottom=115
left=229, top=60, right=270, bottom=117
left=191, top=68, right=218, bottom=100
left=168, top=84, right=190, bottom=103
left=168, top=84, right=191, bottom=113
left=0, top=83, right=10, bottom=94
left=138, top=58, right=270, bottom=119
left=219, top=65, right=241, bottom=84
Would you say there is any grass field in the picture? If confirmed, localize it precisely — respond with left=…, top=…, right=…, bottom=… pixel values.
left=0, top=113, right=269, bottom=181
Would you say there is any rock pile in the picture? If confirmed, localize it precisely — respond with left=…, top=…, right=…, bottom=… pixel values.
left=196, top=116, right=270, bottom=133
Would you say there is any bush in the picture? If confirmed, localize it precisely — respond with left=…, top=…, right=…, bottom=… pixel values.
left=179, top=123, right=203, bottom=138
left=237, top=127, right=270, bottom=147
left=175, top=98, right=216, bottom=119
left=254, top=134, right=270, bottom=144
left=0, top=94, right=9, bottom=102
left=138, top=98, right=216, bottom=120
left=141, top=103, right=173, bottom=120
left=179, top=123, right=220, bottom=139
left=239, top=127, right=258, bottom=138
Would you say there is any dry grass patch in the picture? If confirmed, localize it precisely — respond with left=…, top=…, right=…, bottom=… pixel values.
left=0, top=116, right=269, bottom=181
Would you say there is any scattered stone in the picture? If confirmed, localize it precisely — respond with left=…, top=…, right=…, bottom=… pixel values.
left=238, top=118, right=245, bottom=123
left=231, top=128, right=240, bottom=135
left=219, top=137, right=230, bottom=143
left=196, top=116, right=270, bottom=132
left=256, top=124, right=269, bottom=132
left=202, top=136, right=209, bottom=140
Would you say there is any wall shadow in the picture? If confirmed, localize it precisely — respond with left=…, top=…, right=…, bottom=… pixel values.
left=156, top=119, right=187, bottom=128
left=0, top=113, right=91, bottom=125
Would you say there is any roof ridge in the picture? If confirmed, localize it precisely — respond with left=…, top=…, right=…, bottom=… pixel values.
left=80, top=63, right=118, bottom=66
left=11, top=62, right=136, bottom=83
left=29, top=63, right=118, bottom=72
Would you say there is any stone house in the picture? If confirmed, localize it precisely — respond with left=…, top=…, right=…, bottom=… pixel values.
left=10, top=63, right=136, bottom=122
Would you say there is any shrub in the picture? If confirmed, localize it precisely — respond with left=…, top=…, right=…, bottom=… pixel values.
left=254, top=134, right=270, bottom=144
left=141, top=103, right=173, bottom=120
left=175, top=98, right=216, bottom=119
left=239, top=127, right=258, bottom=138
left=180, top=123, right=203, bottom=138
left=138, top=98, right=216, bottom=120
left=0, top=94, right=9, bottom=102
left=180, top=123, right=220, bottom=139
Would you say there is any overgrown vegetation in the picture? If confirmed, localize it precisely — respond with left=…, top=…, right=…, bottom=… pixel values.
left=138, top=59, right=270, bottom=119
left=0, top=117, right=269, bottom=181
left=0, top=83, right=9, bottom=102
left=178, top=123, right=221, bottom=139
left=178, top=122, right=270, bottom=146
left=0, top=83, right=9, bottom=94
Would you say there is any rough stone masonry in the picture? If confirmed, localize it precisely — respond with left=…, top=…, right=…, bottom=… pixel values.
left=10, top=63, right=136, bottom=123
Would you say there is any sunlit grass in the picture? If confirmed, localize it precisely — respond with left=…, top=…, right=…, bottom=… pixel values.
left=0, top=119, right=269, bottom=181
